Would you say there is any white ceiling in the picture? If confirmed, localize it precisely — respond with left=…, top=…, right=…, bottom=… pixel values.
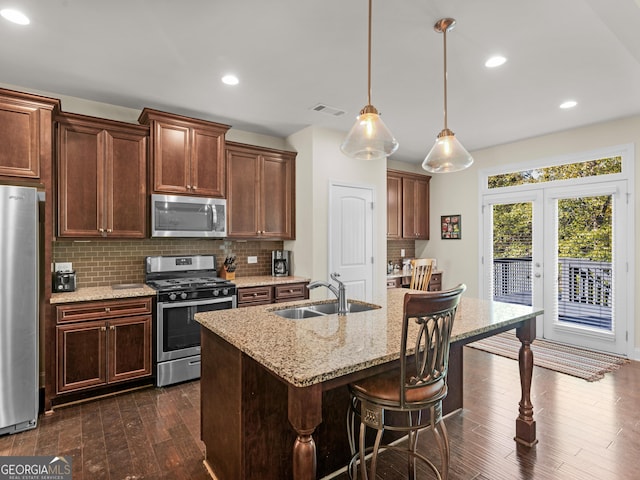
left=2, top=0, right=640, bottom=164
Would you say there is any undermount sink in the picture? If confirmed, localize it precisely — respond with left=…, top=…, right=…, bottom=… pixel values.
left=271, top=301, right=380, bottom=319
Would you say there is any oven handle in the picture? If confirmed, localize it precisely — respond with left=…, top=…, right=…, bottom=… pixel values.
left=188, top=359, right=201, bottom=366
left=157, top=296, right=236, bottom=310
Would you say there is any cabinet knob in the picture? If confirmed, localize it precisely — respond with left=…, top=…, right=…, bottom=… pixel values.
left=110, top=325, right=115, bottom=330
left=105, top=307, right=111, bottom=313
left=252, top=293, right=258, bottom=297
left=106, top=229, right=112, bottom=233
left=186, top=185, right=192, bottom=190
left=101, top=326, right=106, bottom=332
left=192, top=185, right=197, bottom=190
left=98, top=228, right=104, bottom=233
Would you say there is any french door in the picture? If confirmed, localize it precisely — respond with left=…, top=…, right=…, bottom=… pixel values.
left=482, top=180, right=628, bottom=354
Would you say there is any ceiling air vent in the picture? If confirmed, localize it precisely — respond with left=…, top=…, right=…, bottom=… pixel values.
left=311, top=103, right=346, bottom=117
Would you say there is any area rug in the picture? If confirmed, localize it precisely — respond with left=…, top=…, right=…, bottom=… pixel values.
left=467, top=332, right=630, bottom=382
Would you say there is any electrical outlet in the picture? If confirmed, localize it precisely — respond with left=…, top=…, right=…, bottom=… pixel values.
left=55, top=262, right=73, bottom=272
left=247, top=256, right=258, bottom=264
left=400, top=249, right=406, bottom=257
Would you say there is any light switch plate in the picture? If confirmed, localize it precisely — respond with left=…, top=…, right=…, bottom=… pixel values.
left=55, top=262, right=73, bottom=272
left=400, top=249, right=406, bottom=257
left=247, top=256, right=258, bottom=264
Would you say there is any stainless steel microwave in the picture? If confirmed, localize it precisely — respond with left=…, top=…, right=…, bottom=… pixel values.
left=151, top=194, right=227, bottom=238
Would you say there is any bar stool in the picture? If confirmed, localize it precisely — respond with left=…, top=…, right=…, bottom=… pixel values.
left=347, top=284, right=466, bottom=479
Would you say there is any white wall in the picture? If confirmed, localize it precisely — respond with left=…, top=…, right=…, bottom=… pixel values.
left=287, top=126, right=388, bottom=302
left=421, top=115, right=640, bottom=355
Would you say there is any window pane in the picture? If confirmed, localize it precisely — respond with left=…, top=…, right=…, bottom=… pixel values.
left=488, top=156, right=621, bottom=189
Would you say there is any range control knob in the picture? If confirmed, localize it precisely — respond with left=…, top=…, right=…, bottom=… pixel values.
left=222, top=288, right=229, bottom=296
left=168, top=293, right=177, bottom=301
left=180, top=292, right=188, bottom=300
left=213, top=289, right=220, bottom=296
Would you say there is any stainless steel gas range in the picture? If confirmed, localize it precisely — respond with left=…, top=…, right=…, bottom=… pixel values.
left=145, top=255, right=237, bottom=387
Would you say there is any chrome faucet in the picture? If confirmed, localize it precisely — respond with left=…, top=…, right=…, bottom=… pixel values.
left=307, top=272, right=348, bottom=315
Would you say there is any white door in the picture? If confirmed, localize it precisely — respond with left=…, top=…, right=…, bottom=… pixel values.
left=543, top=181, right=628, bottom=354
left=482, top=189, right=545, bottom=334
left=328, top=183, right=374, bottom=302
left=482, top=181, right=629, bottom=354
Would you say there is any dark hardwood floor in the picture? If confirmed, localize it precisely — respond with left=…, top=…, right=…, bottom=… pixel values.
left=1, top=348, right=638, bottom=479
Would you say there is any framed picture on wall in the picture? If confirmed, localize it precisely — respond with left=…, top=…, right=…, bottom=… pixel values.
left=441, top=214, right=461, bottom=239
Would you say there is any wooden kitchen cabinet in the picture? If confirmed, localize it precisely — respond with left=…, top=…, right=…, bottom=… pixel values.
left=237, top=286, right=274, bottom=307
left=0, top=88, right=59, bottom=181
left=139, top=108, right=230, bottom=197
left=386, top=171, right=402, bottom=239
left=226, top=142, right=296, bottom=239
left=57, top=112, right=148, bottom=238
left=55, top=298, right=152, bottom=394
left=237, top=282, right=309, bottom=307
left=387, top=169, right=431, bottom=240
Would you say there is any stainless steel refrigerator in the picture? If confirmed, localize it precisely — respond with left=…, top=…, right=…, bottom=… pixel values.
left=0, top=185, right=39, bottom=434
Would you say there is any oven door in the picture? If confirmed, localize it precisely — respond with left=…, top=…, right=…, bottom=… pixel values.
left=156, top=296, right=236, bottom=362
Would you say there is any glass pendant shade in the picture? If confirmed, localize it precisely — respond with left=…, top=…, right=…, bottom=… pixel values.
left=422, top=128, right=473, bottom=173
left=341, top=105, right=399, bottom=160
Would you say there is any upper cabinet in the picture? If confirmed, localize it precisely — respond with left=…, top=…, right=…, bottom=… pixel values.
left=386, top=171, right=403, bottom=239
left=0, top=88, right=59, bottom=182
left=139, top=108, right=230, bottom=198
left=226, top=142, right=296, bottom=240
left=387, top=169, right=431, bottom=240
left=57, top=113, right=148, bottom=238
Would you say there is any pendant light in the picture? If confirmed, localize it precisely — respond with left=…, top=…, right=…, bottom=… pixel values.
left=341, top=0, right=398, bottom=160
left=422, top=18, right=473, bottom=173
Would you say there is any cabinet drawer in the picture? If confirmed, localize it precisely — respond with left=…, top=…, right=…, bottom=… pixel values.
left=386, top=278, right=401, bottom=289
left=428, top=273, right=442, bottom=291
left=237, top=286, right=273, bottom=307
left=56, top=297, right=152, bottom=324
left=274, top=283, right=308, bottom=301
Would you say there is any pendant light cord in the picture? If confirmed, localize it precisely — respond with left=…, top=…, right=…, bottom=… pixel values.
left=442, top=26, right=448, bottom=131
left=367, top=0, right=372, bottom=106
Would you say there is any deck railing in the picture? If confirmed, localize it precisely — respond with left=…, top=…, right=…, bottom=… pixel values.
left=492, top=257, right=612, bottom=329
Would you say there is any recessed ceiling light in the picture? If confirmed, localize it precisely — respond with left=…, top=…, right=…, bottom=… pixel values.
left=0, top=8, right=30, bottom=25
left=559, top=100, right=577, bottom=109
left=485, top=55, right=507, bottom=68
left=221, top=74, right=239, bottom=86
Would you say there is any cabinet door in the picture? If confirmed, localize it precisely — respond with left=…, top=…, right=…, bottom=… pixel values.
left=152, top=121, right=191, bottom=194
left=105, top=129, right=147, bottom=238
left=227, top=148, right=260, bottom=238
left=57, top=123, right=104, bottom=237
left=413, top=177, right=430, bottom=240
left=260, top=154, right=295, bottom=239
left=0, top=103, right=40, bottom=179
left=57, top=320, right=107, bottom=393
left=107, top=315, right=152, bottom=383
left=387, top=173, right=402, bottom=239
left=191, top=127, right=225, bottom=197
left=402, top=176, right=430, bottom=239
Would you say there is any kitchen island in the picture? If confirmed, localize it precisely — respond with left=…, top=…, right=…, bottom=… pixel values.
left=195, top=288, right=542, bottom=480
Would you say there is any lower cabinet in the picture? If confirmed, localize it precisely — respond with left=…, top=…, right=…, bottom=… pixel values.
left=386, top=272, right=443, bottom=291
left=237, top=282, right=309, bottom=308
left=55, top=298, right=152, bottom=394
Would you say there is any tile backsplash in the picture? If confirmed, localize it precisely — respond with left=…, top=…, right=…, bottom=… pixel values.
left=386, top=239, right=416, bottom=268
left=53, top=239, right=283, bottom=288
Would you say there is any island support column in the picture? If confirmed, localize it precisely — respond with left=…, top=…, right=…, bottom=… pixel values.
left=515, top=319, right=537, bottom=446
left=288, top=384, right=323, bottom=480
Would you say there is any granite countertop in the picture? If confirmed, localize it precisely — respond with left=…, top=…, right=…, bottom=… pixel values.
left=50, top=284, right=156, bottom=304
left=233, top=275, right=311, bottom=288
left=195, top=288, right=543, bottom=388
